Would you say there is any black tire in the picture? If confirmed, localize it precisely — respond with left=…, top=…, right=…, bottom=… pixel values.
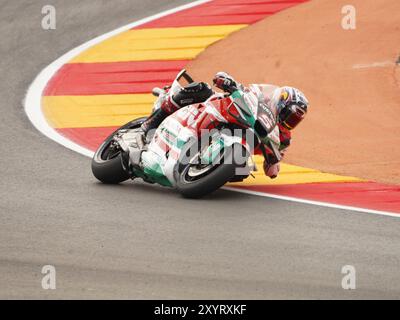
left=174, top=142, right=248, bottom=198
left=91, top=117, right=147, bottom=184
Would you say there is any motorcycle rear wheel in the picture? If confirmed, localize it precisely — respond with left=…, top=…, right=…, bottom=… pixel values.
left=91, top=117, right=147, bottom=184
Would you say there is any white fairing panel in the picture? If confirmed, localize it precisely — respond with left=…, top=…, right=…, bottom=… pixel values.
left=142, top=106, right=196, bottom=185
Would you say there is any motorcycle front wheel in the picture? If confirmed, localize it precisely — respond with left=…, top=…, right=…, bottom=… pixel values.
left=174, top=141, right=248, bottom=198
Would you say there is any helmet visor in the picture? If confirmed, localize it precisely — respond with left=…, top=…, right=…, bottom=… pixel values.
left=283, top=105, right=306, bottom=130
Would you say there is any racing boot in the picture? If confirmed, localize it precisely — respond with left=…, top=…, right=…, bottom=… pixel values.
left=140, top=107, right=171, bottom=133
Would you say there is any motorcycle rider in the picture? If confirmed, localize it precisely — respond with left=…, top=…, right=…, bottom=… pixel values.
left=129, top=72, right=308, bottom=179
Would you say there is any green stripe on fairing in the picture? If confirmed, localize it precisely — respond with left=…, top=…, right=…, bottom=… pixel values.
left=176, top=138, right=186, bottom=149
left=140, top=153, right=172, bottom=187
left=133, top=162, right=172, bottom=187
left=231, top=90, right=256, bottom=126
left=200, top=138, right=224, bottom=164
left=143, top=162, right=172, bottom=187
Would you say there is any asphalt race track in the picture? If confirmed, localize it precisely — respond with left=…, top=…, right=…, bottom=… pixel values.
left=1, top=0, right=400, bottom=299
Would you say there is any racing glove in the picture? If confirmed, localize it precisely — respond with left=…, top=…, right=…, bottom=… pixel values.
left=263, top=161, right=280, bottom=179
left=213, top=72, right=238, bottom=93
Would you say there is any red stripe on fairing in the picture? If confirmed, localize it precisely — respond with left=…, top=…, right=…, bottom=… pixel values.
left=56, top=127, right=118, bottom=151
left=44, top=61, right=189, bottom=96
left=136, top=0, right=308, bottom=28
left=233, top=183, right=400, bottom=213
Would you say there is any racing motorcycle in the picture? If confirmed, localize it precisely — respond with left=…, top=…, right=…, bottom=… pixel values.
left=91, top=70, right=282, bottom=198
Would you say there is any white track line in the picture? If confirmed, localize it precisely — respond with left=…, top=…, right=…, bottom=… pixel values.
left=24, top=0, right=400, bottom=218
